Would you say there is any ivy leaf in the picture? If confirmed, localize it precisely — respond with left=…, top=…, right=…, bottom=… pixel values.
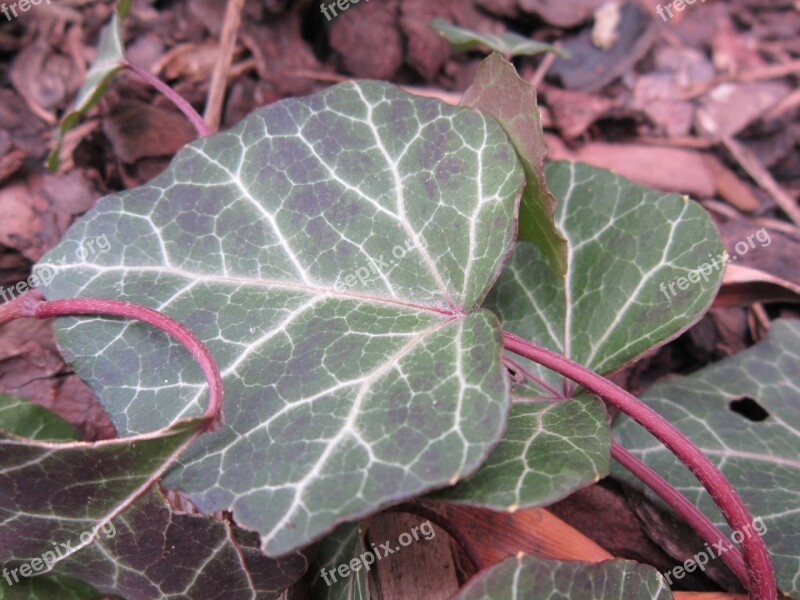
left=452, top=555, right=673, bottom=599
left=36, top=81, right=525, bottom=556
left=436, top=396, right=609, bottom=510
left=0, top=399, right=308, bottom=599
left=430, top=19, right=569, bottom=59
left=0, top=574, right=104, bottom=600
left=0, top=393, right=77, bottom=441
left=494, top=161, right=724, bottom=383
left=307, top=523, right=370, bottom=600
left=48, top=13, right=126, bottom=169
left=615, top=319, right=800, bottom=598
left=461, top=54, right=568, bottom=278
left=439, top=160, right=723, bottom=511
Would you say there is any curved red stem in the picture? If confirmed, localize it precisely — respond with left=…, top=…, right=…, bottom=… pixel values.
left=611, top=441, right=747, bottom=587
left=502, top=331, right=776, bottom=600
left=1, top=290, right=222, bottom=430
left=124, top=61, right=212, bottom=138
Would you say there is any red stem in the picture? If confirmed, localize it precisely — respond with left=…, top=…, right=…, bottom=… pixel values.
left=124, top=61, right=212, bottom=137
left=1, top=290, right=222, bottom=430
left=502, top=331, right=776, bottom=600
left=611, top=441, right=747, bottom=587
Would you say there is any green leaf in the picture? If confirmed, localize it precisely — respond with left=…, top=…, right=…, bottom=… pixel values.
left=0, top=574, right=104, bottom=600
left=495, top=161, right=724, bottom=380
left=461, top=53, right=568, bottom=277
left=430, top=19, right=569, bottom=59
left=307, top=523, right=370, bottom=600
left=0, top=399, right=307, bottom=598
left=614, top=319, right=800, bottom=598
left=48, top=13, right=126, bottom=169
left=36, top=80, right=525, bottom=556
left=439, top=160, right=723, bottom=511
left=452, top=555, right=672, bottom=599
left=437, top=395, right=609, bottom=510
left=0, top=393, right=77, bottom=441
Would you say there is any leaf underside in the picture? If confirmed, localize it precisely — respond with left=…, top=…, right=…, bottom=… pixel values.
left=37, top=80, right=525, bottom=556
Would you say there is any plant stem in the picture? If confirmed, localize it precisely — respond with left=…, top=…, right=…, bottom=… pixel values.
left=502, top=331, right=776, bottom=600
left=611, top=441, right=747, bottom=587
left=124, top=61, right=212, bottom=138
left=6, top=290, right=222, bottom=430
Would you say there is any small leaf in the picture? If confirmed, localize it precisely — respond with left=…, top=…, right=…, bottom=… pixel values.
left=48, top=13, right=126, bottom=169
left=452, top=555, right=673, bottom=599
left=436, top=396, right=609, bottom=510
left=461, top=53, right=568, bottom=277
left=37, top=80, right=525, bottom=556
left=0, top=393, right=77, bottom=441
left=430, top=19, right=569, bottom=58
left=614, top=319, right=800, bottom=598
left=307, top=523, right=370, bottom=600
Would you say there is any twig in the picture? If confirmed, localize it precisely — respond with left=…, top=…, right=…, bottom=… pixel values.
left=203, top=0, right=246, bottom=133
left=722, top=135, right=800, bottom=226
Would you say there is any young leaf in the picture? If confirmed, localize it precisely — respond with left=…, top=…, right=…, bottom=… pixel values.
left=48, top=13, right=126, bottom=169
left=451, top=555, right=673, bottom=599
left=461, top=54, right=568, bottom=277
left=614, top=319, right=800, bottom=597
left=436, top=160, right=723, bottom=511
left=36, top=81, right=525, bottom=556
left=430, top=19, right=569, bottom=59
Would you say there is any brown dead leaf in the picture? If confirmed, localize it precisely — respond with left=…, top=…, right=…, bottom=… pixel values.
left=715, top=264, right=800, bottom=308
left=103, top=100, right=197, bottom=164
left=518, top=0, right=606, bottom=27
left=543, top=86, right=617, bottom=140
left=696, top=82, right=792, bottom=141
left=545, top=136, right=716, bottom=199
left=368, top=511, right=460, bottom=599
left=0, top=318, right=115, bottom=441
